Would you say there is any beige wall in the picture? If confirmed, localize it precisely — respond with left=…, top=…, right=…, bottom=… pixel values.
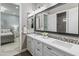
left=21, top=3, right=33, bottom=50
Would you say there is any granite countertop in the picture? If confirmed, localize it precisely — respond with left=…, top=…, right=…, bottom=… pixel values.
left=27, top=33, right=79, bottom=56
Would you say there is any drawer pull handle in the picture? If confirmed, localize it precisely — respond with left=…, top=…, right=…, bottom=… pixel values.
left=37, top=49, right=40, bottom=51
left=47, top=47, right=52, bottom=50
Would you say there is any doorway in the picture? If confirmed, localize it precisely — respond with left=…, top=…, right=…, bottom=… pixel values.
left=57, top=12, right=66, bottom=33
left=0, top=3, right=20, bottom=56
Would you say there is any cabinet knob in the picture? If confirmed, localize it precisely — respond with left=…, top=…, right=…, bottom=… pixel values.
left=47, top=47, right=52, bottom=50
left=37, top=48, right=40, bottom=51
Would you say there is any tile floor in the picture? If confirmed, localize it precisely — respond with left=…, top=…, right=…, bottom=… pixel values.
left=15, top=50, right=32, bottom=56
left=0, top=37, right=20, bottom=56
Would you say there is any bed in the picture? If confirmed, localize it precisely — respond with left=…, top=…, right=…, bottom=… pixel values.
left=1, top=29, right=14, bottom=45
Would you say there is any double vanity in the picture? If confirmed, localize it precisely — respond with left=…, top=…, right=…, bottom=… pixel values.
left=26, top=3, right=79, bottom=56
left=27, top=34, right=79, bottom=56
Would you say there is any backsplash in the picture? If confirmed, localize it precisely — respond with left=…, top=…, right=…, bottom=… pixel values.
left=48, top=33, right=79, bottom=45
left=35, top=32, right=79, bottom=45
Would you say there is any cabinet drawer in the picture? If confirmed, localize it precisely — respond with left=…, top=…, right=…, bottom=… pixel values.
left=31, top=39, right=35, bottom=55
left=43, top=50, right=57, bottom=56
left=34, top=40, right=43, bottom=56
left=43, top=44, right=73, bottom=56
left=35, top=48, right=42, bottom=56
left=35, top=40, right=42, bottom=49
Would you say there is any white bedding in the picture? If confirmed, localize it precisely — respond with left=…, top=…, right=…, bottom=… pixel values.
left=1, top=32, right=13, bottom=36
left=1, top=29, right=13, bottom=36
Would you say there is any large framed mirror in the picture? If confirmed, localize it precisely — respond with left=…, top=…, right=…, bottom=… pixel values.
left=35, top=3, right=79, bottom=36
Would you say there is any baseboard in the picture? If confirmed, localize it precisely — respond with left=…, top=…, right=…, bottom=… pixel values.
left=13, top=48, right=27, bottom=56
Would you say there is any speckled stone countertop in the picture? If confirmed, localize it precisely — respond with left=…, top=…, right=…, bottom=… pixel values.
left=34, top=32, right=79, bottom=45
left=27, top=33, right=79, bottom=56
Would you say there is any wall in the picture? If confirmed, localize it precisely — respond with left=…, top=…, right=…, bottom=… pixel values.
left=21, top=3, right=34, bottom=50
left=21, top=3, right=43, bottom=50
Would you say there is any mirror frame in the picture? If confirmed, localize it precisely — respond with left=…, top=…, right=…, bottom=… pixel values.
left=34, top=14, right=79, bottom=37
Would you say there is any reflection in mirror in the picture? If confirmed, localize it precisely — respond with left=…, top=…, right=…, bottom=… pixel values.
left=57, top=12, right=66, bottom=33
left=44, top=14, right=48, bottom=31
left=36, top=15, right=41, bottom=30
left=35, top=3, right=79, bottom=35
left=36, top=13, right=48, bottom=31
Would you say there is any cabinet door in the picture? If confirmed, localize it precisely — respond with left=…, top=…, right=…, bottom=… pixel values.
left=43, top=44, right=73, bottom=56
left=31, top=39, right=35, bottom=55
left=27, top=36, right=36, bottom=56
left=27, top=36, right=32, bottom=54
left=43, top=50, right=57, bottom=56
left=34, top=40, right=43, bottom=56
left=43, top=44, right=57, bottom=56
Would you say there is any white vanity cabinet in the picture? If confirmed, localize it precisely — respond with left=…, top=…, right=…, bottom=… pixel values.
left=43, top=44, right=57, bottom=56
left=43, top=43, right=73, bottom=56
left=27, top=36, right=43, bottom=56
left=27, top=35, right=73, bottom=56
left=31, top=39, right=36, bottom=55
left=27, top=36, right=32, bottom=54
left=34, top=40, right=43, bottom=56
left=27, top=36, right=35, bottom=55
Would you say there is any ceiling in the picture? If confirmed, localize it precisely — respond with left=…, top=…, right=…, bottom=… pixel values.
left=46, top=3, right=78, bottom=14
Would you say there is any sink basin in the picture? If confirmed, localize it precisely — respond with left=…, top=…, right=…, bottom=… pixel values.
left=36, top=35, right=43, bottom=38
left=52, top=40, right=73, bottom=49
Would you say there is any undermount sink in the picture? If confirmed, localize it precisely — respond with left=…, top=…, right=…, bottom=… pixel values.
left=52, top=40, right=73, bottom=49
left=36, top=35, right=43, bottom=38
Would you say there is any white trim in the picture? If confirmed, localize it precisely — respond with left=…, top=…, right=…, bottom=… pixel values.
left=14, top=48, right=27, bottom=56
left=19, top=3, right=22, bottom=51
left=0, top=4, right=1, bottom=47
left=20, top=48, right=27, bottom=53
